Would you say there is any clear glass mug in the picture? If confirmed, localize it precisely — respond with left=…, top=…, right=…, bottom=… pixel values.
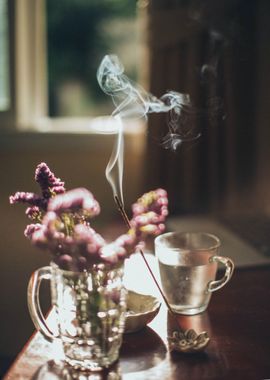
left=27, top=262, right=126, bottom=371
left=155, top=232, right=234, bottom=315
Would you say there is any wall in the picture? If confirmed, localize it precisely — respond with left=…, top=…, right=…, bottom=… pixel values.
left=145, top=0, right=270, bottom=217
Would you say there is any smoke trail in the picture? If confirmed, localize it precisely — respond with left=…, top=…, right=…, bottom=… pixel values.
left=97, top=55, right=148, bottom=119
left=104, top=115, right=124, bottom=206
left=97, top=54, right=200, bottom=201
left=97, top=55, right=200, bottom=143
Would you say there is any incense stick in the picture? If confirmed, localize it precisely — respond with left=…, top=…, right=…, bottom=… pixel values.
left=114, top=194, right=210, bottom=352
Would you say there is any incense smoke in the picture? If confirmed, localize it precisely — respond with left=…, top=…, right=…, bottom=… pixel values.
left=97, top=55, right=200, bottom=202
left=97, top=55, right=200, bottom=146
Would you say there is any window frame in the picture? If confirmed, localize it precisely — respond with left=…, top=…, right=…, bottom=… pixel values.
left=14, top=0, right=48, bottom=131
left=0, top=0, right=15, bottom=129
left=0, top=0, right=48, bottom=131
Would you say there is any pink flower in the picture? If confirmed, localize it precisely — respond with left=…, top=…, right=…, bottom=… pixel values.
left=48, top=188, right=100, bottom=219
left=54, top=254, right=74, bottom=271
left=100, top=243, right=126, bottom=265
left=127, top=188, right=169, bottom=246
left=30, top=225, right=48, bottom=249
left=114, top=232, right=136, bottom=256
left=10, top=163, right=66, bottom=212
left=10, top=162, right=169, bottom=271
left=24, top=223, right=43, bottom=239
left=35, top=162, right=65, bottom=197
left=9, top=192, right=45, bottom=209
left=74, top=224, right=106, bottom=264
left=132, top=189, right=168, bottom=220
left=25, top=206, right=42, bottom=221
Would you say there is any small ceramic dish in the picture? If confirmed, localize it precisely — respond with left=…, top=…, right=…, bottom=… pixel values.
left=124, top=290, right=161, bottom=333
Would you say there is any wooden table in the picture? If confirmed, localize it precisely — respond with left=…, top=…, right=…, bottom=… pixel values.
left=4, top=265, right=270, bottom=380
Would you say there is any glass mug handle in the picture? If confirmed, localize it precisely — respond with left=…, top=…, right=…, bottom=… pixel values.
left=27, top=266, right=59, bottom=342
left=207, top=255, right=234, bottom=292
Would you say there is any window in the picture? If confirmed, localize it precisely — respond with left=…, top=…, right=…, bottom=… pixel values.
left=46, top=0, right=139, bottom=118
left=2, top=0, right=145, bottom=133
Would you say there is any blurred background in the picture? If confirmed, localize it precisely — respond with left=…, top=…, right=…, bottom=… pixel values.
left=1, top=0, right=270, bottom=375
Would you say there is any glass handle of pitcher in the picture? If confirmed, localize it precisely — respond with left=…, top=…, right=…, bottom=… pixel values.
left=27, top=266, right=59, bottom=342
left=207, top=255, right=234, bottom=292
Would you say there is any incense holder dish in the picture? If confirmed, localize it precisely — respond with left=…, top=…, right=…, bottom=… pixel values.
left=124, top=290, right=161, bottom=333
left=168, top=329, right=210, bottom=353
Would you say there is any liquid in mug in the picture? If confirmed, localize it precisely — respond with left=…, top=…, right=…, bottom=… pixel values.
left=158, top=249, right=217, bottom=315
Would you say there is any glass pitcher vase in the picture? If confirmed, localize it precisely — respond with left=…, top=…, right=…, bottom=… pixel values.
left=27, top=262, right=127, bottom=371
